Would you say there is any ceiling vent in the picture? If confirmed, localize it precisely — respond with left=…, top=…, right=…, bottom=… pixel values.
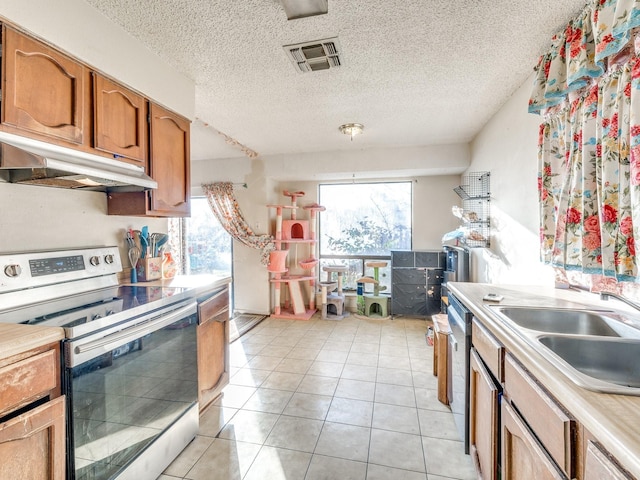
left=283, top=37, right=341, bottom=73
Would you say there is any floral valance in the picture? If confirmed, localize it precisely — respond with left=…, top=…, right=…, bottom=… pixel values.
left=529, top=0, right=640, bottom=113
left=534, top=0, right=640, bottom=286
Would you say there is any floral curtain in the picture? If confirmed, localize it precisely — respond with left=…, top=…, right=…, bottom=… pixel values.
left=202, top=182, right=274, bottom=265
left=534, top=0, right=640, bottom=283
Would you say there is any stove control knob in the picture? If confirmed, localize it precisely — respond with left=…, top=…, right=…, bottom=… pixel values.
left=89, top=256, right=100, bottom=266
left=92, top=314, right=102, bottom=321
left=104, top=254, right=115, bottom=264
left=4, top=264, right=21, bottom=277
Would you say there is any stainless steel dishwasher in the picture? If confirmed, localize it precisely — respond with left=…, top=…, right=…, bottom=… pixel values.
left=447, top=292, right=473, bottom=454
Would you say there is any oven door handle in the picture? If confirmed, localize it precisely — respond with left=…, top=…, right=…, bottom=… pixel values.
left=74, top=301, right=197, bottom=356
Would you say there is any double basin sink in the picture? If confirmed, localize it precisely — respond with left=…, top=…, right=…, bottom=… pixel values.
left=490, top=305, right=640, bottom=395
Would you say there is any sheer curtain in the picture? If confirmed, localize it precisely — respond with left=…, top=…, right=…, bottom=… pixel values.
left=202, top=182, right=274, bottom=265
left=533, top=0, right=640, bottom=285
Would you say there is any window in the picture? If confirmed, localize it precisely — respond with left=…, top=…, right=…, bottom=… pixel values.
left=170, top=198, right=232, bottom=276
left=319, top=182, right=412, bottom=291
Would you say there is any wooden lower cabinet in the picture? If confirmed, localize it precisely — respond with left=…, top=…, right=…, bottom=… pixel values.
left=0, top=339, right=65, bottom=480
left=432, top=314, right=450, bottom=405
left=504, top=354, right=575, bottom=478
left=197, top=286, right=230, bottom=412
left=0, top=396, right=65, bottom=480
left=502, top=401, right=568, bottom=480
left=583, top=439, right=635, bottom=480
left=470, top=348, right=500, bottom=480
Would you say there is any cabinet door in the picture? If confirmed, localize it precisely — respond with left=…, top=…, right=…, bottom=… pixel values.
left=584, top=441, right=634, bottom=480
left=148, top=103, right=190, bottom=217
left=3, top=26, right=86, bottom=144
left=470, top=348, right=499, bottom=480
left=93, top=73, right=147, bottom=165
left=0, top=395, right=65, bottom=480
left=501, top=401, right=567, bottom=480
left=504, top=354, right=575, bottom=477
left=197, top=287, right=230, bottom=412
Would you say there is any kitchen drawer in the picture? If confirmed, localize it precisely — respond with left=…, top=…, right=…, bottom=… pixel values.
left=0, top=349, right=58, bottom=417
left=198, top=287, right=229, bottom=325
left=504, top=353, right=576, bottom=478
left=392, top=269, right=426, bottom=284
left=472, top=318, right=504, bottom=382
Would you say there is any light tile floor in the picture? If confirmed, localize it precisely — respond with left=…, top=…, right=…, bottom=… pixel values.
left=160, top=314, right=476, bottom=480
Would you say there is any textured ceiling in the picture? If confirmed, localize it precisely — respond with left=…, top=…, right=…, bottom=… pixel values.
left=83, top=0, right=587, bottom=162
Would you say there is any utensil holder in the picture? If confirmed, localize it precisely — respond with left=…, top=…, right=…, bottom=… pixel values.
left=136, top=257, right=162, bottom=281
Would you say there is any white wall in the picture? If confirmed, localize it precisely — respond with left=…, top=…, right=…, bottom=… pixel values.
left=467, top=75, right=555, bottom=285
left=0, top=183, right=167, bottom=265
left=191, top=158, right=274, bottom=315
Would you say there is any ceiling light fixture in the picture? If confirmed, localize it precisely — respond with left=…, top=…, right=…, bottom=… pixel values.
left=280, top=0, right=328, bottom=20
left=339, top=123, right=364, bottom=141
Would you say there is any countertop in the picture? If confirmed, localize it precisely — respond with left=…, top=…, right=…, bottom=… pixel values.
left=0, top=323, right=64, bottom=362
left=447, top=282, right=640, bottom=478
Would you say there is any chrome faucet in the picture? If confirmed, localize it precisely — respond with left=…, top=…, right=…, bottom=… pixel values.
left=599, top=291, right=640, bottom=314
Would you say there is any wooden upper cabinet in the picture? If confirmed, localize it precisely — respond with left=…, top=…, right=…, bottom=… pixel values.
left=106, top=103, right=192, bottom=217
left=149, top=102, right=190, bottom=216
left=2, top=25, right=86, bottom=144
left=92, top=73, right=147, bottom=165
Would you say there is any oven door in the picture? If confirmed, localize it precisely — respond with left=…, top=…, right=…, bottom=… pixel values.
left=64, top=300, right=198, bottom=480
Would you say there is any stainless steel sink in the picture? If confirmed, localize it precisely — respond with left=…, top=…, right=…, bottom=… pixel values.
left=493, top=306, right=621, bottom=336
left=538, top=335, right=640, bottom=394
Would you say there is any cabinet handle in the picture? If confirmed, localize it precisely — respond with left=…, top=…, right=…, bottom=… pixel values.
left=172, top=201, right=186, bottom=207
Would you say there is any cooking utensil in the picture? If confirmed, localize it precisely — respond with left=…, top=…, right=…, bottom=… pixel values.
left=128, top=246, right=140, bottom=283
left=125, top=229, right=135, bottom=249
left=152, top=233, right=168, bottom=257
left=139, top=234, right=148, bottom=259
